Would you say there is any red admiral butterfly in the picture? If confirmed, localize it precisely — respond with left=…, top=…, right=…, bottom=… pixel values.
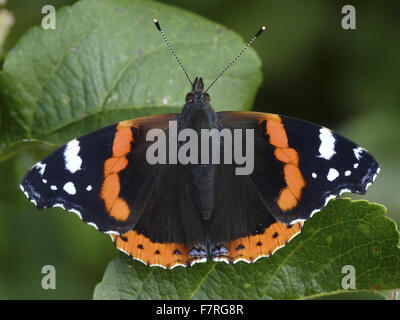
left=20, top=21, right=380, bottom=269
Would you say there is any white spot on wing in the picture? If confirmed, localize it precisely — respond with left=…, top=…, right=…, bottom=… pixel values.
left=345, top=170, right=351, bottom=176
left=373, top=167, right=381, bottom=182
left=327, top=168, right=339, bottom=181
left=42, top=179, right=47, bottom=184
left=105, top=230, right=120, bottom=235
left=354, top=163, right=359, bottom=169
left=63, top=182, right=76, bottom=195
left=35, top=162, right=47, bottom=176
left=367, top=166, right=381, bottom=190
left=86, top=185, right=92, bottom=191
left=317, top=128, right=336, bottom=160
left=20, top=185, right=29, bottom=200
left=68, top=208, right=82, bottom=219
left=312, top=172, right=317, bottom=178
left=50, top=185, right=57, bottom=190
left=212, top=256, right=230, bottom=264
left=64, top=139, right=82, bottom=173
left=190, top=258, right=207, bottom=266
left=353, top=146, right=363, bottom=161
left=87, top=222, right=98, bottom=230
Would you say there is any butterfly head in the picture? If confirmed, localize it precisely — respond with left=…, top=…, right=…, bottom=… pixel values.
left=180, top=77, right=216, bottom=130
left=185, top=77, right=210, bottom=105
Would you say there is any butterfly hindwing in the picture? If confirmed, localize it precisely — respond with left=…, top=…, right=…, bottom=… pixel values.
left=219, top=111, right=380, bottom=224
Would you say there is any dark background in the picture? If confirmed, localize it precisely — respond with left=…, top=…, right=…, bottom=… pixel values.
left=0, top=0, right=399, bottom=299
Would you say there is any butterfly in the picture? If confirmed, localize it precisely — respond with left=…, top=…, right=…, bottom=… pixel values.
left=20, top=21, right=380, bottom=269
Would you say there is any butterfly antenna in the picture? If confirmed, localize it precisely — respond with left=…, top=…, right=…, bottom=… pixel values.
left=203, top=26, right=266, bottom=95
left=154, top=19, right=193, bottom=87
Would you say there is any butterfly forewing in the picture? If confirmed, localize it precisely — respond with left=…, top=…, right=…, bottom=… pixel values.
left=219, top=111, right=380, bottom=224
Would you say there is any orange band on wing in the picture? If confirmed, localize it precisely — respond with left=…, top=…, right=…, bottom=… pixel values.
left=112, top=230, right=193, bottom=269
left=104, top=157, right=129, bottom=176
left=100, top=123, right=137, bottom=221
left=113, top=128, right=134, bottom=157
left=274, top=148, right=299, bottom=165
left=101, top=174, right=120, bottom=211
left=266, top=120, right=288, bottom=148
left=219, top=221, right=303, bottom=264
left=261, top=116, right=306, bottom=211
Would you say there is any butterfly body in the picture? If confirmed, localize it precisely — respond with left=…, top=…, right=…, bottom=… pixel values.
left=178, top=77, right=221, bottom=222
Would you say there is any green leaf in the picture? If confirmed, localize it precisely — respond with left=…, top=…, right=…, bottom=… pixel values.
left=0, top=7, right=14, bottom=58
left=0, top=0, right=262, bottom=160
left=93, top=199, right=400, bottom=300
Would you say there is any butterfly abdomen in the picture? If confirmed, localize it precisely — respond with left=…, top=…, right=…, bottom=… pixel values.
left=191, top=164, right=216, bottom=220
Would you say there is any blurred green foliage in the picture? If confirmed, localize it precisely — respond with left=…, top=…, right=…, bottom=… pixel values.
left=0, top=0, right=399, bottom=299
